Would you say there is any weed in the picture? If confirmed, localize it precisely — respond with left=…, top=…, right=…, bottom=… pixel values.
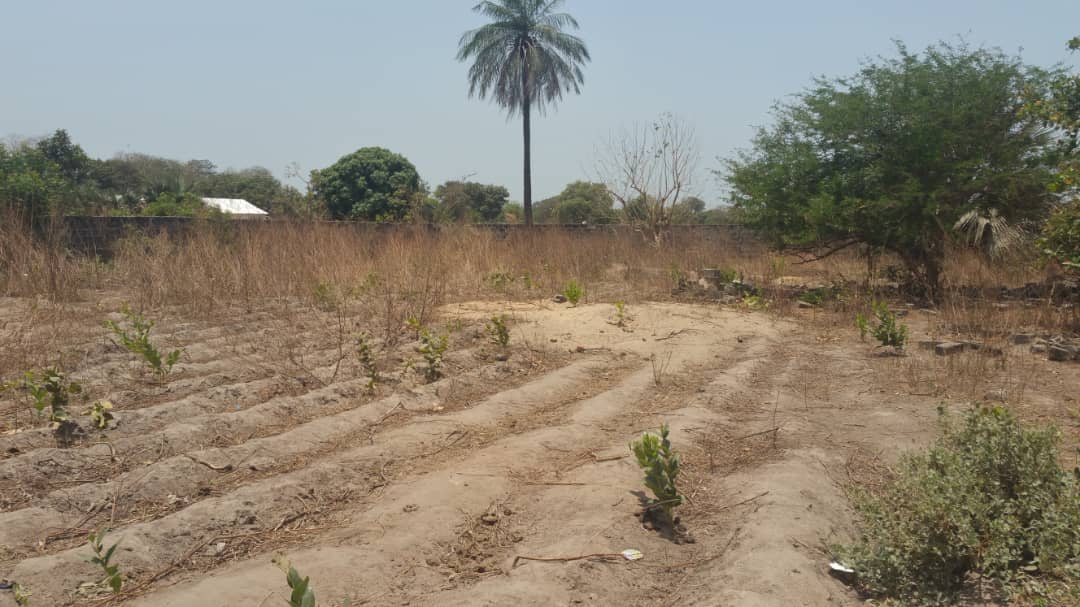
left=355, top=332, right=379, bottom=391
left=13, top=582, right=30, bottom=606
left=84, top=400, right=115, bottom=430
left=84, top=528, right=123, bottom=594
left=742, top=294, right=769, bottom=310
left=650, top=351, right=673, bottom=386
left=859, top=300, right=908, bottom=351
left=484, top=271, right=515, bottom=290
left=104, top=305, right=183, bottom=378
left=487, top=315, right=510, bottom=348
left=312, top=281, right=339, bottom=311
left=612, top=301, right=629, bottom=328
left=838, top=406, right=1080, bottom=605
left=562, top=280, right=584, bottom=306
left=630, top=423, right=683, bottom=524
left=770, top=255, right=786, bottom=275
left=272, top=556, right=346, bottom=607
left=715, top=267, right=739, bottom=283
left=23, top=368, right=79, bottom=428
left=407, top=318, right=449, bottom=382
left=855, top=312, right=870, bottom=340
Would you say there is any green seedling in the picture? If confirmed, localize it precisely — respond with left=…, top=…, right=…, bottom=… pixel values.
left=612, top=301, right=629, bottom=328
left=742, top=294, right=769, bottom=310
left=85, top=401, right=115, bottom=430
left=84, top=528, right=122, bottom=594
left=487, top=315, right=510, bottom=348
left=407, top=318, right=449, bottom=382
left=630, top=424, right=683, bottom=525
left=855, top=312, right=870, bottom=340
left=104, top=305, right=183, bottom=378
left=356, top=332, right=379, bottom=391
left=859, top=300, right=908, bottom=351
left=24, top=368, right=79, bottom=428
left=12, top=582, right=31, bottom=606
left=562, top=280, right=584, bottom=305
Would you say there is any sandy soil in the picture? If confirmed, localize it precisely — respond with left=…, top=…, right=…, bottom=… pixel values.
left=0, top=299, right=1077, bottom=606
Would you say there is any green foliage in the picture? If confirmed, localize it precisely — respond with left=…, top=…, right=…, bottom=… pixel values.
left=84, top=400, right=115, bottom=430
left=12, top=582, right=31, bottom=606
left=487, top=315, right=510, bottom=348
left=1038, top=200, right=1080, bottom=272
left=311, top=147, right=420, bottom=221
left=741, top=294, right=768, bottom=310
left=860, top=301, right=908, bottom=350
left=533, top=181, right=616, bottom=224
left=562, top=280, right=584, bottom=305
left=104, top=305, right=183, bottom=378
left=84, top=529, right=123, bottom=595
left=714, top=268, right=739, bottom=284
left=613, top=300, right=628, bottom=328
left=839, top=406, right=1080, bottom=605
left=630, top=424, right=683, bottom=523
left=23, top=368, right=80, bottom=427
left=457, top=0, right=590, bottom=224
left=356, top=332, right=379, bottom=391
left=433, top=181, right=509, bottom=223
left=140, top=191, right=222, bottom=218
left=724, top=41, right=1058, bottom=298
left=407, top=319, right=449, bottom=382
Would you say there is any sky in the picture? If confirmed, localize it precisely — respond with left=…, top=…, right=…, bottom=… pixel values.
left=2, top=0, right=1079, bottom=205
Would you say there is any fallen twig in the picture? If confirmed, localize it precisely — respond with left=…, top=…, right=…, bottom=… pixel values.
left=716, top=491, right=770, bottom=512
left=512, top=552, right=626, bottom=568
left=183, top=454, right=234, bottom=472
left=733, top=427, right=780, bottom=441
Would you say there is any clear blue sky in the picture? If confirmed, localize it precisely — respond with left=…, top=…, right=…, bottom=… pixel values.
left=2, top=1, right=1078, bottom=205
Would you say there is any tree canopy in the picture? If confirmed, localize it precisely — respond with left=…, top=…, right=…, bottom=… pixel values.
left=724, top=42, right=1060, bottom=298
left=433, top=180, right=509, bottom=223
left=311, top=147, right=421, bottom=221
left=457, top=0, right=590, bottom=225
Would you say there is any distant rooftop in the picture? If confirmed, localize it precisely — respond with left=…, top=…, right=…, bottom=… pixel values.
left=201, top=197, right=268, bottom=215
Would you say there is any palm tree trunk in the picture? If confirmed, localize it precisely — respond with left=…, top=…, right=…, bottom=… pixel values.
left=522, top=96, right=533, bottom=226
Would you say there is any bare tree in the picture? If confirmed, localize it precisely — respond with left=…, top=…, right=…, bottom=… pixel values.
left=597, top=113, right=699, bottom=243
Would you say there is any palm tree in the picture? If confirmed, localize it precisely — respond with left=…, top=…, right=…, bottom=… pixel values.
left=457, top=0, right=590, bottom=226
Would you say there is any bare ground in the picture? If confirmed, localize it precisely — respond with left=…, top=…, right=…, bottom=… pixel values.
left=0, top=299, right=1077, bottom=606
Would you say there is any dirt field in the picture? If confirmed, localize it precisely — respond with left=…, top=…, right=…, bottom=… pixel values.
left=0, top=293, right=1077, bottom=606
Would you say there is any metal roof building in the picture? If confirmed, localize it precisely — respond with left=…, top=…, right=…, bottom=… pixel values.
left=201, top=197, right=268, bottom=217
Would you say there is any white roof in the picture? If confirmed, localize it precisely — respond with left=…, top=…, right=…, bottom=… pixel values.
left=201, top=197, right=267, bottom=215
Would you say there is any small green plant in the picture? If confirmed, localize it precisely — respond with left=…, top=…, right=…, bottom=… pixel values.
left=612, top=301, right=629, bottom=328
left=715, top=267, right=739, bottom=283
left=562, top=279, right=584, bottom=305
left=838, top=406, right=1080, bottom=605
left=487, top=315, right=510, bottom=348
left=272, top=556, right=345, bottom=607
left=84, top=401, right=115, bottom=430
left=484, top=271, right=515, bottom=289
left=12, top=582, right=31, bottom=606
left=24, top=368, right=79, bottom=428
left=355, top=332, right=379, bottom=391
left=855, top=312, right=870, bottom=340
left=104, top=305, right=183, bottom=378
left=770, top=255, right=787, bottom=275
left=859, top=300, right=908, bottom=351
left=630, top=424, right=683, bottom=524
left=742, top=294, right=769, bottom=310
left=84, top=528, right=123, bottom=595
left=312, top=281, right=338, bottom=311
left=407, top=318, right=449, bottom=382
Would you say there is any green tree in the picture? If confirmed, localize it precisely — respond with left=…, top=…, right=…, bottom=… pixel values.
left=311, top=147, right=421, bottom=220
left=433, top=180, right=509, bottom=223
left=501, top=201, right=525, bottom=223
left=141, top=192, right=221, bottom=218
left=457, top=0, right=590, bottom=226
left=1026, top=36, right=1080, bottom=272
left=551, top=181, right=615, bottom=224
left=724, top=42, right=1058, bottom=299
left=670, top=196, right=706, bottom=224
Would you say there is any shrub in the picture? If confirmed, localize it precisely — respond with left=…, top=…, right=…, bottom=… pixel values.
left=858, top=300, right=907, bottom=351
left=104, top=305, right=183, bottom=378
left=562, top=280, right=584, bottom=305
left=630, top=424, right=683, bottom=524
left=1038, top=199, right=1080, bottom=273
left=487, top=315, right=510, bottom=348
left=838, top=406, right=1080, bottom=605
left=23, top=368, right=79, bottom=428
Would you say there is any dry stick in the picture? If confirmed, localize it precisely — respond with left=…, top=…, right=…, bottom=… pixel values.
left=182, top=453, right=234, bottom=472
left=512, top=552, right=626, bottom=569
left=524, top=481, right=587, bottom=486
left=733, top=426, right=780, bottom=442
left=716, top=491, right=770, bottom=513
